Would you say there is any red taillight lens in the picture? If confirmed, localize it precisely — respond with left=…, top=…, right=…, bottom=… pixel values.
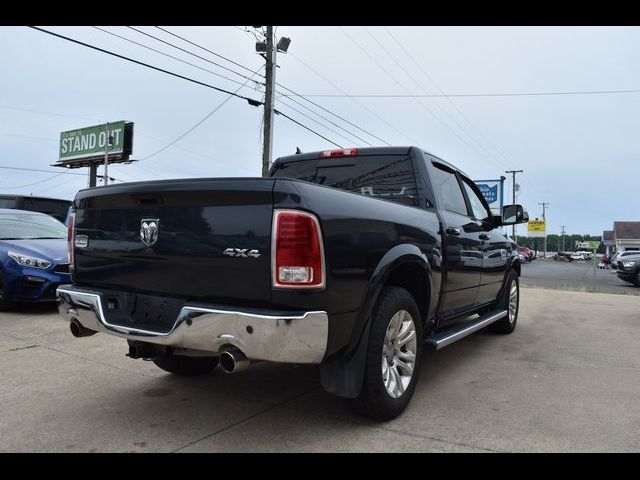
left=67, top=212, right=75, bottom=269
left=273, top=210, right=324, bottom=288
left=320, top=148, right=357, bottom=158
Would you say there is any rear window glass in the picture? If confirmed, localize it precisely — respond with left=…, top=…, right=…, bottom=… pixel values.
left=272, top=156, right=418, bottom=206
left=0, top=198, right=17, bottom=209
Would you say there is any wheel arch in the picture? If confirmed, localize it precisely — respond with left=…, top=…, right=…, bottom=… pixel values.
left=320, top=244, right=432, bottom=398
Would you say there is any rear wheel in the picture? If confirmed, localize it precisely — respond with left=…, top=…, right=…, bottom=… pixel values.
left=153, top=355, right=219, bottom=376
left=350, top=287, right=423, bottom=421
left=489, top=269, right=519, bottom=334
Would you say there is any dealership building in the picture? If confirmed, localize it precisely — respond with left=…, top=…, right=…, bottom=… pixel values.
left=603, top=222, right=640, bottom=255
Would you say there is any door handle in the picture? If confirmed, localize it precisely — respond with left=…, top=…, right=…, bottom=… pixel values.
left=446, top=227, right=461, bottom=236
left=479, top=233, right=490, bottom=240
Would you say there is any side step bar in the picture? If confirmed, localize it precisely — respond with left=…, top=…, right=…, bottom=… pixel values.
left=425, top=309, right=508, bottom=350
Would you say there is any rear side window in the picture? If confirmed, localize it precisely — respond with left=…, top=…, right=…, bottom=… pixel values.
left=430, top=163, right=467, bottom=215
left=272, top=156, right=418, bottom=206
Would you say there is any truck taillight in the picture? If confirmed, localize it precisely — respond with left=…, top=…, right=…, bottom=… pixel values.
left=67, top=212, right=75, bottom=269
left=320, top=148, right=357, bottom=158
left=272, top=210, right=325, bottom=288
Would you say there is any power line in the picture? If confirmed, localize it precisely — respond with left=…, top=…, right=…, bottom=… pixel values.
left=276, top=95, right=361, bottom=147
left=92, top=26, right=260, bottom=89
left=28, top=27, right=264, bottom=107
left=275, top=91, right=373, bottom=147
left=155, top=26, right=260, bottom=76
left=370, top=26, right=511, bottom=170
left=29, top=27, right=343, bottom=162
left=288, top=51, right=417, bottom=146
left=148, top=27, right=382, bottom=148
left=126, top=26, right=263, bottom=85
left=0, top=165, right=86, bottom=176
left=363, top=26, right=503, bottom=166
left=0, top=172, right=65, bottom=189
left=274, top=109, right=342, bottom=148
left=0, top=104, right=100, bottom=122
left=382, top=26, right=514, bottom=170
left=340, top=27, right=504, bottom=170
left=0, top=132, right=57, bottom=143
left=282, top=89, right=640, bottom=98
left=138, top=66, right=264, bottom=161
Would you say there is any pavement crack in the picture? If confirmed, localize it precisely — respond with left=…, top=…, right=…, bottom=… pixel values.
left=171, top=389, right=317, bottom=453
left=44, top=345, right=153, bottom=379
left=6, top=344, right=39, bottom=352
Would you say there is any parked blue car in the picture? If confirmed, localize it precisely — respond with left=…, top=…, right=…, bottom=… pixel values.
left=0, top=209, right=70, bottom=310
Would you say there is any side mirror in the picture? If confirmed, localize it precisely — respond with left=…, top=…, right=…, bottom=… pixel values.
left=501, top=204, right=528, bottom=225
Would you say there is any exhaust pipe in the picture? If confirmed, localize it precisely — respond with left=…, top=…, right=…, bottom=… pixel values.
left=70, top=319, right=97, bottom=338
left=219, top=348, right=250, bottom=374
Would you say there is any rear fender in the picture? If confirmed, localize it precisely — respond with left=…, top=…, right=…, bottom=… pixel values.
left=320, top=244, right=431, bottom=398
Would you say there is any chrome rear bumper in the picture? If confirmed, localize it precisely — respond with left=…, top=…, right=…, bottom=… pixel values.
left=56, top=285, right=328, bottom=364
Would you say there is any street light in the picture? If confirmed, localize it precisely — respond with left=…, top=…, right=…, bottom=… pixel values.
left=276, top=37, right=291, bottom=53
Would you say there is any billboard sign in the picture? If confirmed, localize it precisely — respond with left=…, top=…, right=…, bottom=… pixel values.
left=56, top=121, right=133, bottom=168
left=528, top=219, right=545, bottom=238
left=576, top=240, right=600, bottom=250
left=474, top=179, right=504, bottom=215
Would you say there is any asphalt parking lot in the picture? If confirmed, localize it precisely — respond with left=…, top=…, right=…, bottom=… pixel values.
left=520, top=258, right=639, bottom=295
left=1, top=286, right=639, bottom=452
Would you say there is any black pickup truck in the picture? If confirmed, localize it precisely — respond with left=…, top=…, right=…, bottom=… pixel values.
left=57, top=146, right=528, bottom=419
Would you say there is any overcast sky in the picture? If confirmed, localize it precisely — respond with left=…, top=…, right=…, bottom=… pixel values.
left=1, top=26, right=639, bottom=236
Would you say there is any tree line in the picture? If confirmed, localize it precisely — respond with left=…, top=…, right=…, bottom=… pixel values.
left=514, top=234, right=605, bottom=254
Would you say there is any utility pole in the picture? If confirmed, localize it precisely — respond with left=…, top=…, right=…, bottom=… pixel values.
left=261, top=26, right=275, bottom=177
left=103, top=122, right=111, bottom=186
left=560, top=225, right=567, bottom=252
left=538, top=202, right=549, bottom=259
left=505, top=170, right=523, bottom=241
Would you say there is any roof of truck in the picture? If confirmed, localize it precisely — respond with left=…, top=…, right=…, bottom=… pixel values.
left=273, top=146, right=462, bottom=173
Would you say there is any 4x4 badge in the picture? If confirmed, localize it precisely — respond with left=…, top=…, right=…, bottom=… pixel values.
left=223, top=248, right=260, bottom=258
left=140, top=219, right=159, bottom=246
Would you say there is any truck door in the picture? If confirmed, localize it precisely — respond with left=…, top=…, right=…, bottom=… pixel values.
left=431, top=163, right=482, bottom=315
left=459, top=176, right=509, bottom=304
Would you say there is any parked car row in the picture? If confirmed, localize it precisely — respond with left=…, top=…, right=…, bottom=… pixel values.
left=517, top=246, right=536, bottom=262
left=0, top=209, right=71, bottom=310
left=609, top=251, right=640, bottom=270
left=615, top=253, right=640, bottom=286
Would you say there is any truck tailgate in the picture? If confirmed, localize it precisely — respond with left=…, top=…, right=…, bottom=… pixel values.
left=72, top=178, right=274, bottom=305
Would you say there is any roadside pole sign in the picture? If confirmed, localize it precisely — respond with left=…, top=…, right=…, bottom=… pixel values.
left=528, top=219, right=545, bottom=238
left=474, top=178, right=505, bottom=215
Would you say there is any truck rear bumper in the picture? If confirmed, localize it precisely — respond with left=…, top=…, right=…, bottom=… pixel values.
left=56, top=285, right=328, bottom=364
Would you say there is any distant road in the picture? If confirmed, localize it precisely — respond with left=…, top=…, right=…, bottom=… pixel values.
left=520, top=259, right=639, bottom=295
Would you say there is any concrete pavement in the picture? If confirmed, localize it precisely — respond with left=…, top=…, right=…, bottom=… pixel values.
left=0, top=287, right=638, bottom=452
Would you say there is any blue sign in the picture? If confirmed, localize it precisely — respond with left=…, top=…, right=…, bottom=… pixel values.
left=477, top=184, right=497, bottom=204
left=474, top=178, right=504, bottom=214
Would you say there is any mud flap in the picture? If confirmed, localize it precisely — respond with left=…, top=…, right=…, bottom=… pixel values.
left=319, top=320, right=371, bottom=398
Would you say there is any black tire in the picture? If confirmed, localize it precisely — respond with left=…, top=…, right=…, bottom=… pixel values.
left=350, top=286, right=423, bottom=421
left=634, top=269, right=640, bottom=287
left=153, top=355, right=219, bottom=376
left=489, top=269, right=519, bottom=334
left=0, top=273, right=11, bottom=312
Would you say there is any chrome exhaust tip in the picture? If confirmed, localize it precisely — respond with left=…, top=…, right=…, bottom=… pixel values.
left=219, top=348, right=250, bottom=373
left=70, top=319, right=97, bottom=338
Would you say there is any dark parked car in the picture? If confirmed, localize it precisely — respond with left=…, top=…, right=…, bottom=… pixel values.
left=0, top=209, right=70, bottom=310
left=616, top=253, right=640, bottom=286
left=0, top=195, right=72, bottom=223
left=57, top=146, right=528, bottom=419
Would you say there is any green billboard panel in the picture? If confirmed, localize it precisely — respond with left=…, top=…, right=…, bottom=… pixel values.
left=59, top=121, right=126, bottom=162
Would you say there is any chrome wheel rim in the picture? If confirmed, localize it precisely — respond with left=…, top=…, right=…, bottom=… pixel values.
left=508, top=283, right=518, bottom=323
left=382, top=310, right=417, bottom=399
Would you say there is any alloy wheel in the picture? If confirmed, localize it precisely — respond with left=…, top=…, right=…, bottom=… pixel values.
left=381, top=310, right=417, bottom=399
